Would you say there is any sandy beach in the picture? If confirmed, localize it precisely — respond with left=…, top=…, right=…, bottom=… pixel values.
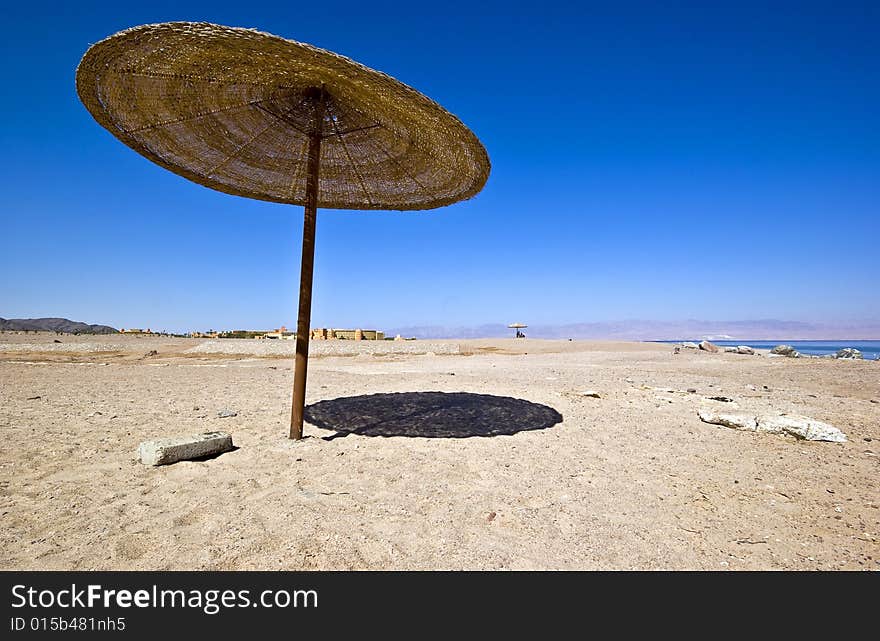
left=0, top=333, right=877, bottom=570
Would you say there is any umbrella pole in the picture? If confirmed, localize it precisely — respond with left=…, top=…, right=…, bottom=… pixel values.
left=290, top=92, right=325, bottom=439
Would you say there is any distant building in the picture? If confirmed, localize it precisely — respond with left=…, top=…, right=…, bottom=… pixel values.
left=262, top=325, right=295, bottom=340
left=120, top=328, right=152, bottom=334
left=312, top=328, right=385, bottom=341
left=249, top=325, right=386, bottom=341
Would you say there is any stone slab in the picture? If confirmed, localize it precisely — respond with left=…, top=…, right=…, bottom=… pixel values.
left=138, top=431, right=234, bottom=466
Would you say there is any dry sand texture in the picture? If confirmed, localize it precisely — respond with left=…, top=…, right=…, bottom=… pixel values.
left=0, top=334, right=877, bottom=570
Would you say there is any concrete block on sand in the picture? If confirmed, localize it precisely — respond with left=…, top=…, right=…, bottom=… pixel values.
left=138, top=431, right=234, bottom=466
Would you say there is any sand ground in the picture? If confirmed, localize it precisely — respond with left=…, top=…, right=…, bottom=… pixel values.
left=0, top=334, right=877, bottom=570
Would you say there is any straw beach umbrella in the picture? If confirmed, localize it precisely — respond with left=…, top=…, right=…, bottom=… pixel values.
left=507, top=323, right=527, bottom=338
left=77, top=22, right=490, bottom=439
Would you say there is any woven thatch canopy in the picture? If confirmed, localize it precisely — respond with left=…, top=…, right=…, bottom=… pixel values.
left=76, top=22, right=490, bottom=210
left=76, top=22, right=490, bottom=440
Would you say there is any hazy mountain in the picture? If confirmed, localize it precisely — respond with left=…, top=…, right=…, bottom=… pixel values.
left=389, top=319, right=880, bottom=341
left=0, top=317, right=119, bottom=334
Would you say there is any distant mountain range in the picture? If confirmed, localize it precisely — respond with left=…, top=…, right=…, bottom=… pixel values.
left=388, top=319, right=880, bottom=341
left=0, top=317, right=119, bottom=334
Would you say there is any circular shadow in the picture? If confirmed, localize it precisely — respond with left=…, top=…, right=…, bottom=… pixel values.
left=304, top=391, right=563, bottom=439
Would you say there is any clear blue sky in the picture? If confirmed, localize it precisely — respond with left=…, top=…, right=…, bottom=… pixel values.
left=1, top=1, right=877, bottom=333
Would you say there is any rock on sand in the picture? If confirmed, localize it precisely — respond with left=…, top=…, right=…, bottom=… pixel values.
left=698, top=411, right=846, bottom=442
left=756, top=415, right=847, bottom=442
left=696, top=411, right=757, bottom=431
left=138, top=431, right=235, bottom=466
left=770, top=344, right=801, bottom=358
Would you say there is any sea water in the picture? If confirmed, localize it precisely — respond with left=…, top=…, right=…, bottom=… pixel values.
left=656, top=340, right=880, bottom=360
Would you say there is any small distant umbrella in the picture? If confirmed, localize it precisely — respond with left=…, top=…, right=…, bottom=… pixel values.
left=77, top=22, right=490, bottom=439
left=507, top=323, right=528, bottom=338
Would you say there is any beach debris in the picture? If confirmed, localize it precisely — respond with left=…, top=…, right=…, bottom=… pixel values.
left=834, top=348, right=863, bottom=360
left=217, top=409, right=238, bottom=418
left=140, top=350, right=159, bottom=359
left=736, top=345, right=755, bottom=355
left=580, top=390, right=602, bottom=398
left=698, top=411, right=846, bottom=442
left=487, top=511, right=497, bottom=522
left=698, top=340, right=720, bottom=353
left=733, top=537, right=768, bottom=545
left=138, top=431, right=234, bottom=466
left=26, top=395, right=41, bottom=400
left=53, top=339, right=62, bottom=343
left=770, top=344, right=801, bottom=358
left=681, top=342, right=699, bottom=349
left=707, top=396, right=734, bottom=402
left=673, top=346, right=680, bottom=354
left=687, top=388, right=697, bottom=393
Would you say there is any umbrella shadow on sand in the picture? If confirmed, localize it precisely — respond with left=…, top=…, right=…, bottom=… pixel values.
left=304, top=392, right=563, bottom=440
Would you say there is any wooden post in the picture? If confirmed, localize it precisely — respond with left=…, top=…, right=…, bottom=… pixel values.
left=290, top=89, right=325, bottom=439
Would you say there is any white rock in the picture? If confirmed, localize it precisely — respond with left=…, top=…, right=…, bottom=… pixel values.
left=138, top=431, right=234, bottom=466
left=736, top=345, right=755, bottom=355
left=698, top=411, right=846, bottom=442
left=757, top=415, right=847, bottom=442
left=581, top=390, right=602, bottom=398
left=681, top=342, right=699, bottom=349
left=723, top=346, right=738, bottom=353
left=698, top=411, right=757, bottom=431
